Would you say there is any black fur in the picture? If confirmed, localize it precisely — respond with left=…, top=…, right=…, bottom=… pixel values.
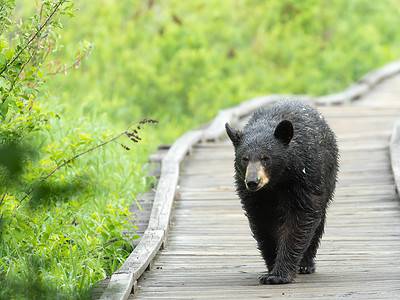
left=226, top=100, right=339, bottom=284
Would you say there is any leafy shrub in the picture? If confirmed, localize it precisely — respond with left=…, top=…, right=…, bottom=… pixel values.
left=0, top=1, right=154, bottom=298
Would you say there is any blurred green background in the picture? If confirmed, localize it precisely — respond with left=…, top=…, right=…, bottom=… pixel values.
left=1, top=0, right=400, bottom=298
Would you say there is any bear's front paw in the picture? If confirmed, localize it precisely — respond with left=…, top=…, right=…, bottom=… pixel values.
left=258, top=273, right=292, bottom=285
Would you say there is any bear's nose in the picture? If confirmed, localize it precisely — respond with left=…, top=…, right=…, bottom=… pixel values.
left=246, top=179, right=260, bottom=191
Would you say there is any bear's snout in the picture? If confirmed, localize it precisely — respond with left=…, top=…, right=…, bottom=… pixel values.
left=246, top=178, right=260, bottom=191
left=245, top=161, right=269, bottom=192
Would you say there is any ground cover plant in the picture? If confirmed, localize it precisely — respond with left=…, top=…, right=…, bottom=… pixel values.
left=1, top=0, right=400, bottom=298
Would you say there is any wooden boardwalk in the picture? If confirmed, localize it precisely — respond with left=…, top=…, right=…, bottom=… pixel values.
left=129, top=76, right=400, bottom=299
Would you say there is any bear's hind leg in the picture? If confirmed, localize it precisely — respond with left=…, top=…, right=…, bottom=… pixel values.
left=299, top=213, right=325, bottom=274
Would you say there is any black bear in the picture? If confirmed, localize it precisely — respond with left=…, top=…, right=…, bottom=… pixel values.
left=225, top=100, right=338, bottom=284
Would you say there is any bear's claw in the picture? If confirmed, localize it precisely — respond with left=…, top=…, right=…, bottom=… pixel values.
left=299, top=263, right=316, bottom=274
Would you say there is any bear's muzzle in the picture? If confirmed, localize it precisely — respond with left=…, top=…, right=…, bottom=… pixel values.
left=245, top=161, right=269, bottom=192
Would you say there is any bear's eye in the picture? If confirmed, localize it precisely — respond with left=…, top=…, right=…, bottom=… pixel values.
left=261, top=156, right=270, bottom=162
left=241, top=156, right=249, bottom=163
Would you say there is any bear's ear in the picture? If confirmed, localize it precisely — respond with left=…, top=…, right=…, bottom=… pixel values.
left=225, top=123, right=242, bottom=147
left=274, top=120, right=293, bottom=145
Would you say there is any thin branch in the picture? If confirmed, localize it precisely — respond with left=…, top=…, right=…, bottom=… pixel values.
left=18, top=119, right=158, bottom=203
left=0, top=192, right=5, bottom=221
left=19, top=131, right=125, bottom=202
left=0, top=0, right=66, bottom=76
left=43, top=132, right=126, bottom=182
left=0, top=193, right=6, bottom=207
left=1, top=49, right=35, bottom=104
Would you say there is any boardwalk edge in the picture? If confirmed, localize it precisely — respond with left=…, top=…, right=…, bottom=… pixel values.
left=98, top=60, right=400, bottom=299
left=316, top=60, right=400, bottom=106
left=390, top=121, right=400, bottom=198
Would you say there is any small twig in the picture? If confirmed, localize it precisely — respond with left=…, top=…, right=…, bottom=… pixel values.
left=0, top=0, right=66, bottom=76
left=39, top=2, right=45, bottom=23
left=46, top=50, right=89, bottom=76
left=104, top=237, right=120, bottom=246
left=40, top=43, right=54, bottom=68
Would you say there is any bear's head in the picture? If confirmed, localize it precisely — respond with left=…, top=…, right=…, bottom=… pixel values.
left=225, top=120, right=293, bottom=192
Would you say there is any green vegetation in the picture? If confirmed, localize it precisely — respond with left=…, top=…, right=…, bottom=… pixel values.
left=1, top=0, right=400, bottom=298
